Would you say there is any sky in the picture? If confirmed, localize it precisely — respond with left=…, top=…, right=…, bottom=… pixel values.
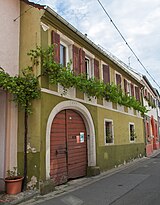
left=31, top=0, right=160, bottom=91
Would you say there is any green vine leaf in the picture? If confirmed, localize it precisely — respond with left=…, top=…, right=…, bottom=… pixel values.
left=29, top=46, right=147, bottom=114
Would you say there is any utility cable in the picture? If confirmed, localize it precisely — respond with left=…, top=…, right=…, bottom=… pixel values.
left=14, top=0, right=43, bottom=22
left=97, top=0, right=160, bottom=90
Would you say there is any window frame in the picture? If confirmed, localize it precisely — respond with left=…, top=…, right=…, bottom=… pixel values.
left=60, top=41, right=69, bottom=67
left=83, top=49, right=95, bottom=79
left=115, top=72, right=122, bottom=88
left=57, top=30, right=74, bottom=69
left=124, top=79, right=132, bottom=96
left=135, top=86, right=140, bottom=101
left=104, top=119, right=114, bottom=145
left=129, top=122, right=136, bottom=142
left=102, top=63, right=110, bottom=84
left=85, top=56, right=94, bottom=79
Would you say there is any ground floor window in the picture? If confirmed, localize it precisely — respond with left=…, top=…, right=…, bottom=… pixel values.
left=104, top=119, right=114, bottom=144
left=129, top=123, right=136, bottom=142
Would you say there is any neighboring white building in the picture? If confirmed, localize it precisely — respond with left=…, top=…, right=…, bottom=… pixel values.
left=0, top=0, right=20, bottom=191
left=123, top=66, right=160, bottom=156
left=142, top=76, right=159, bottom=156
left=154, top=89, right=160, bottom=145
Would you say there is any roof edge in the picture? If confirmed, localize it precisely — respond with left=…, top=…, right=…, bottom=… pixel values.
left=21, top=0, right=45, bottom=10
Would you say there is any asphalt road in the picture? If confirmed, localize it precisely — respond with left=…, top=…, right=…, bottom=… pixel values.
left=24, top=153, right=160, bottom=205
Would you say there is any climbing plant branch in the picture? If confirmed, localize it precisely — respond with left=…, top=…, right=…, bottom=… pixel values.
left=0, top=67, right=40, bottom=113
left=28, top=46, right=147, bottom=114
left=0, top=63, right=40, bottom=190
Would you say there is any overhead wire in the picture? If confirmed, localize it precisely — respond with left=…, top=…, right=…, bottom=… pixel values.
left=97, top=0, right=160, bottom=90
left=14, top=0, right=43, bottom=22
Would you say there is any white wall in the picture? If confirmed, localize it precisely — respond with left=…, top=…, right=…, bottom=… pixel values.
left=0, top=0, right=20, bottom=190
left=0, top=91, right=6, bottom=191
left=0, top=0, right=20, bottom=75
left=144, top=99, right=158, bottom=121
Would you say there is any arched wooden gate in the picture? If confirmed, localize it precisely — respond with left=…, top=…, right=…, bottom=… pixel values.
left=50, top=109, right=87, bottom=185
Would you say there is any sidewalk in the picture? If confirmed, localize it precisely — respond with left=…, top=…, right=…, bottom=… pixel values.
left=1, top=149, right=160, bottom=205
left=0, top=190, right=38, bottom=205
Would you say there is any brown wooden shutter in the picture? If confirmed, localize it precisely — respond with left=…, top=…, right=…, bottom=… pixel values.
left=131, top=83, right=134, bottom=97
left=51, top=31, right=60, bottom=63
left=151, top=96, right=153, bottom=105
left=94, top=59, right=99, bottom=79
left=103, top=64, right=110, bottom=84
left=135, top=87, right=140, bottom=101
left=79, top=49, right=86, bottom=74
left=73, top=45, right=80, bottom=75
left=144, top=89, right=147, bottom=98
left=148, top=92, right=150, bottom=101
left=116, top=74, right=121, bottom=88
left=124, top=79, right=127, bottom=94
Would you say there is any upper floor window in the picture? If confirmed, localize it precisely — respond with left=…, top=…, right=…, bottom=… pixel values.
left=130, top=83, right=135, bottom=97
left=135, top=86, right=140, bottom=101
left=94, top=59, right=100, bottom=79
left=104, top=119, right=114, bottom=144
left=51, top=30, right=60, bottom=63
left=115, top=73, right=122, bottom=88
left=60, top=44, right=66, bottom=67
left=144, top=89, right=148, bottom=99
left=124, top=79, right=131, bottom=96
left=51, top=30, right=71, bottom=67
left=102, top=64, right=110, bottom=84
left=73, top=45, right=85, bottom=75
left=85, top=57, right=93, bottom=79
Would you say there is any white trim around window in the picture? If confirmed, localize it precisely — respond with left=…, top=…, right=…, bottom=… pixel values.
left=104, top=119, right=114, bottom=145
left=115, top=71, right=122, bottom=87
left=129, top=122, right=136, bottom=142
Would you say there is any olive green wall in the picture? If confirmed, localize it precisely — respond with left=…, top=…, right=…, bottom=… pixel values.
left=17, top=99, right=42, bottom=183
left=18, top=1, right=43, bottom=154
left=18, top=2, right=44, bottom=183
left=97, top=107, right=144, bottom=146
left=20, top=2, right=44, bottom=75
left=97, top=143, right=145, bottom=170
left=96, top=107, right=145, bottom=171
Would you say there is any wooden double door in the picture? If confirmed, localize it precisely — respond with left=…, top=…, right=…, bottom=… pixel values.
left=50, top=109, right=87, bottom=185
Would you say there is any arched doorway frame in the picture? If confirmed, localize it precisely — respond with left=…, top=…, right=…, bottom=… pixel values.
left=46, top=100, right=96, bottom=179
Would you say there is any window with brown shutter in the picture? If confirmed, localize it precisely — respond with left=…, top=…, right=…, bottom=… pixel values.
left=124, top=79, right=127, bottom=94
left=73, top=45, right=80, bottom=75
left=94, top=59, right=99, bottom=79
left=51, top=31, right=60, bottom=63
left=144, top=89, right=147, bottom=98
left=116, top=73, right=121, bottom=88
left=135, top=86, right=140, bottom=101
left=148, top=92, right=150, bottom=100
left=131, top=83, right=134, bottom=97
left=79, top=49, right=85, bottom=74
left=103, top=64, right=110, bottom=84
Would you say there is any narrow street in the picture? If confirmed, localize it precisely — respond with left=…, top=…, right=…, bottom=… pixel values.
left=21, top=152, right=160, bottom=205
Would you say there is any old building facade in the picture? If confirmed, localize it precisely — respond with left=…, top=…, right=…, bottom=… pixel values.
left=18, top=0, right=147, bottom=187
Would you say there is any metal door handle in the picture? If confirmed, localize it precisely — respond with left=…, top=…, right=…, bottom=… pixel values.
left=56, top=149, right=67, bottom=155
